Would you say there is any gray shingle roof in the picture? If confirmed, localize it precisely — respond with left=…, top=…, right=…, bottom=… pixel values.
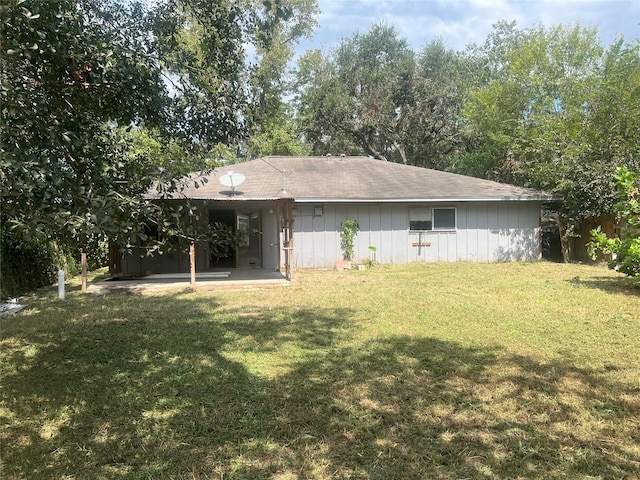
left=152, top=156, right=557, bottom=202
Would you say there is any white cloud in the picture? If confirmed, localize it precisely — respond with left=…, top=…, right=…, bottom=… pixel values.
left=296, top=0, right=639, bottom=59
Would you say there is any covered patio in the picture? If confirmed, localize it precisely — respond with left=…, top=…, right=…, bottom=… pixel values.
left=112, top=195, right=296, bottom=283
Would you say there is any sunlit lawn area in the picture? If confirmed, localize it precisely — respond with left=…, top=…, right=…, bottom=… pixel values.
left=1, top=262, right=639, bottom=479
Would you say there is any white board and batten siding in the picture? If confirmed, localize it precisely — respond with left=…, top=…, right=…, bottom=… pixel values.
left=292, top=202, right=542, bottom=269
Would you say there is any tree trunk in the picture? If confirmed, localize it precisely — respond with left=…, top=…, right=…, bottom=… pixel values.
left=392, top=140, right=408, bottom=164
left=557, top=214, right=573, bottom=263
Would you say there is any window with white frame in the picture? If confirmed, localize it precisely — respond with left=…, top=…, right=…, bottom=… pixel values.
left=409, top=207, right=456, bottom=231
left=409, top=208, right=432, bottom=231
left=433, top=207, right=456, bottom=230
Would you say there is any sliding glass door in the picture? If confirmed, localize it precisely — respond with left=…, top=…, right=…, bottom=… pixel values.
left=236, top=211, right=261, bottom=268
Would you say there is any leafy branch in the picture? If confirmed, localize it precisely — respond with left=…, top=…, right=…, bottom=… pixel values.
left=588, top=167, right=640, bottom=277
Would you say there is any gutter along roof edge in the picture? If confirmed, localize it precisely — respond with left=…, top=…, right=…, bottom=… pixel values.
left=146, top=195, right=560, bottom=203
left=294, top=195, right=561, bottom=203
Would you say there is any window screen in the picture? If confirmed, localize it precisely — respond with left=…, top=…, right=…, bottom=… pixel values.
left=433, top=208, right=456, bottom=230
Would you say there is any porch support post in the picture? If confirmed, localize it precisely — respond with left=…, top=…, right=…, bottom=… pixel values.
left=283, top=200, right=294, bottom=281
left=189, top=242, right=196, bottom=289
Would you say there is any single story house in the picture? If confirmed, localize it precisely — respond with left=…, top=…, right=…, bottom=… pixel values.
left=117, top=156, right=559, bottom=278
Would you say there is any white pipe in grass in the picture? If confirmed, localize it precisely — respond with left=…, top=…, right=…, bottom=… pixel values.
left=58, top=270, right=65, bottom=300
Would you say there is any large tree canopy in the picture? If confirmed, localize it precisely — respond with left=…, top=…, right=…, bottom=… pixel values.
left=1, top=0, right=169, bottom=248
left=1, top=0, right=315, bottom=254
left=296, top=24, right=417, bottom=162
left=149, top=0, right=248, bottom=155
left=295, top=24, right=466, bottom=168
left=459, top=23, right=640, bottom=231
left=245, top=0, right=318, bottom=158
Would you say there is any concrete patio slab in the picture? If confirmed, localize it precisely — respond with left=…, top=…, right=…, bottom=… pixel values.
left=88, top=269, right=290, bottom=294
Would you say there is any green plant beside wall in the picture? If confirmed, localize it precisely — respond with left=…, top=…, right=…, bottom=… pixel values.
left=368, top=245, right=377, bottom=262
left=340, top=220, right=360, bottom=261
left=362, top=245, right=377, bottom=268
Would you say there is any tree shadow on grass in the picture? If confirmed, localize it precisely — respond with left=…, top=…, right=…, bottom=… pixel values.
left=567, top=274, right=640, bottom=296
left=248, top=338, right=639, bottom=479
left=0, top=292, right=354, bottom=479
left=1, top=292, right=638, bottom=479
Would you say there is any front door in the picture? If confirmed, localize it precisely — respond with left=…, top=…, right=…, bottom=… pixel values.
left=236, top=211, right=262, bottom=268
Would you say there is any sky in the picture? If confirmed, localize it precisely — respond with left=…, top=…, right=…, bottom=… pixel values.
left=295, top=0, right=640, bottom=56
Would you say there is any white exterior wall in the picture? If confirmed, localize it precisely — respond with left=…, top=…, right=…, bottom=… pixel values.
left=292, top=202, right=542, bottom=268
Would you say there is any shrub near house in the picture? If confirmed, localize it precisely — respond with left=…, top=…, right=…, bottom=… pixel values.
left=589, top=167, right=640, bottom=277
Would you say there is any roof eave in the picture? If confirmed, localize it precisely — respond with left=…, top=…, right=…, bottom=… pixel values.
left=295, top=196, right=561, bottom=203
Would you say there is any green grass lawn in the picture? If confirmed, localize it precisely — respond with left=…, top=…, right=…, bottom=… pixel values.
left=1, top=262, right=639, bottom=479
